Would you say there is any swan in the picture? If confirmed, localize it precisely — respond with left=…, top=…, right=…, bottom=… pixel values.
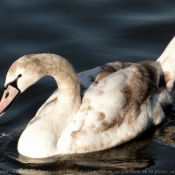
left=0, top=37, right=174, bottom=158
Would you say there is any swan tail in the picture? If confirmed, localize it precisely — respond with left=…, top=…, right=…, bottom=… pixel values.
left=156, top=37, right=175, bottom=92
left=157, top=37, right=175, bottom=63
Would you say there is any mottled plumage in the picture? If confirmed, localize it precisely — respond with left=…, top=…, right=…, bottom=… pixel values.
left=56, top=61, right=171, bottom=154
left=0, top=37, right=174, bottom=158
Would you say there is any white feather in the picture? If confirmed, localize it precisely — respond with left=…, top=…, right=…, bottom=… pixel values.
left=1, top=38, right=175, bottom=158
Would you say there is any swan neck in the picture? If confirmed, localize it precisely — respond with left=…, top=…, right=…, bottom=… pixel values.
left=45, top=54, right=81, bottom=115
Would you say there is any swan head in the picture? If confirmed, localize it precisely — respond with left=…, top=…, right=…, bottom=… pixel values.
left=0, top=54, right=46, bottom=114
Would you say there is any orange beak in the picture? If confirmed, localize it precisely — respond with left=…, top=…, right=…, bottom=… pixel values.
left=0, top=85, right=20, bottom=115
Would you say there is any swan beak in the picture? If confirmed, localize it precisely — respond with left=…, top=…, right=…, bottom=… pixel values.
left=0, top=85, right=20, bottom=116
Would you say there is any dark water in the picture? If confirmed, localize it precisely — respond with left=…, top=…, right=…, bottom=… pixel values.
left=0, top=0, right=175, bottom=174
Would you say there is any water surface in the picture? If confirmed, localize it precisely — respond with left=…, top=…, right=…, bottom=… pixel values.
left=0, top=1, right=175, bottom=174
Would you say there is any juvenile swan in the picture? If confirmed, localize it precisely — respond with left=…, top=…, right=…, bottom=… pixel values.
left=0, top=38, right=174, bottom=158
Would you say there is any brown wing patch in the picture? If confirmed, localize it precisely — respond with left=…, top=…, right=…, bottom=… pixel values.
left=98, top=112, right=106, bottom=121
left=102, top=118, right=119, bottom=131
left=121, top=63, right=159, bottom=123
left=94, top=62, right=130, bottom=84
left=98, top=113, right=124, bottom=132
left=71, top=130, right=86, bottom=139
left=159, top=71, right=172, bottom=87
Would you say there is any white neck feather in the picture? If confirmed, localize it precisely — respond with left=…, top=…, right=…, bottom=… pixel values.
left=42, top=54, right=81, bottom=132
left=44, top=55, right=81, bottom=135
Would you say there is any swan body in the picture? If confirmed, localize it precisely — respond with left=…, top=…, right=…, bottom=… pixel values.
left=0, top=37, right=174, bottom=158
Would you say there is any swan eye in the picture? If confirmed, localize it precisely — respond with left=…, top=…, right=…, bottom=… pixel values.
left=5, top=92, right=9, bottom=99
left=18, top=74, right=22, bottom=78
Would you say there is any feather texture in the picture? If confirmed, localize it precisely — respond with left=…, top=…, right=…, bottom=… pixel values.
left=0, top=38, right=174, bottom=158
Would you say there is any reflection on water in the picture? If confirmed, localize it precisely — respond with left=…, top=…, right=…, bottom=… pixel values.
left=0, top=124, right=171, bottom=175
left=0, top=117, right=174, bottom=175
left=158, top=119, right=175, bottom=147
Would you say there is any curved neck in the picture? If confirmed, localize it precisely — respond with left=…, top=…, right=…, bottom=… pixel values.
left=43, top=54, right=81, bottom=116
left=16, top=54, right=81, bottom=158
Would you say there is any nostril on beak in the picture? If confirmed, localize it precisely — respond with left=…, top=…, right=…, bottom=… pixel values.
left=5, top=92, right=9, bottom=99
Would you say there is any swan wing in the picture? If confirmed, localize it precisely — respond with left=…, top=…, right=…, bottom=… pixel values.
left=57, top=61, right=167, bottom=154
